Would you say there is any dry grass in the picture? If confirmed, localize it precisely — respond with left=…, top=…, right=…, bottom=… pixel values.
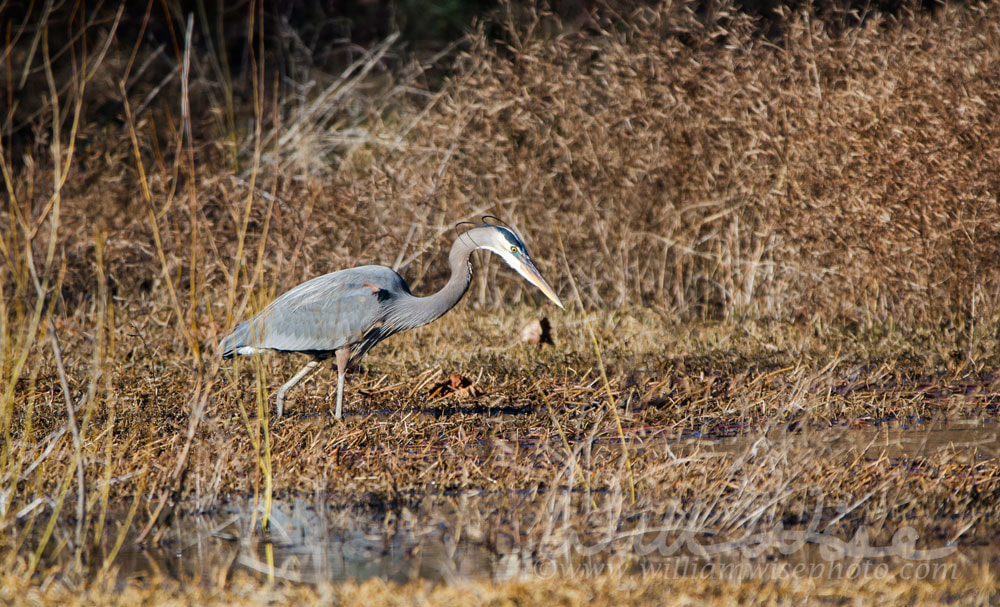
left=1, top=567, right=997, bottom=607
left=2, top=1, right=1000, bottom=603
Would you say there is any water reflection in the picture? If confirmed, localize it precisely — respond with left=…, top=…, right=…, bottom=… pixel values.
left=89, top=420, right=1000, bottom=585
left=114, top=500, right=501, bottom=584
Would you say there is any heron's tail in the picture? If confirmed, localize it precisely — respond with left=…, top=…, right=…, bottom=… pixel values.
left=219, top=321, right=251, bottom=359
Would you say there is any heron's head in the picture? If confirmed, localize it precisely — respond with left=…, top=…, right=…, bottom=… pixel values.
left=464, top=224, right=564, bottom=310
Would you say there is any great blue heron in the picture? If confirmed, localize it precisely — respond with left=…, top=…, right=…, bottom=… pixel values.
left=220, top=221, right=563, bottom=418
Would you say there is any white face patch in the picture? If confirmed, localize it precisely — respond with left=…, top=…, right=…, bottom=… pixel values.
left=492, top=246, right=523, bottom=271
left=484, top=230, right=524, bottom=266
left=488, top=245, right=541, bottom=289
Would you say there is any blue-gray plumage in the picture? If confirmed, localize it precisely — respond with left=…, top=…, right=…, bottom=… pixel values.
left=220, top=223, right=563, bottom=418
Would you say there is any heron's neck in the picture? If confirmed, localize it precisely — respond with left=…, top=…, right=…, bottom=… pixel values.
left=399, top=236, right=476, bottom=328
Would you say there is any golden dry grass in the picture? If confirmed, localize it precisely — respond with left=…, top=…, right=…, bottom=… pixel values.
left=0, top=570, right=995, bottom=607
left=2, top=1, right=1000, bottom=604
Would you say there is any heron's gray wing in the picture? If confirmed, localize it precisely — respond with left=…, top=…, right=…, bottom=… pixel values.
left=245, top=269, right=393, bottom=353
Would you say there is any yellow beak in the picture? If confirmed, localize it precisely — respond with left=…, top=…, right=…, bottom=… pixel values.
left=517, top=260, right=565, bottom=310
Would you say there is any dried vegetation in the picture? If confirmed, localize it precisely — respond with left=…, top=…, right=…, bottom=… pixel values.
left=1, top=1, right=1000, bottom=604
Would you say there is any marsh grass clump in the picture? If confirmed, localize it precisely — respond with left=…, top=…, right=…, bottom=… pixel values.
left=400, top=3, right=1000, bottom=325
left=1, top=1, right=1000, bottom=602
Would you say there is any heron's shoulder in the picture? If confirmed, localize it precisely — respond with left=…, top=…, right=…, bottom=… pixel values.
left=287, top=265, right=407, bottom=295
left=336, top=264, right=403, bottom=279
left=324, top=265, right=407, bottom=289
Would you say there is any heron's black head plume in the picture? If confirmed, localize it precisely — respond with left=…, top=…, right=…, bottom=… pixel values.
left=482, top=215, right=515, bottom=231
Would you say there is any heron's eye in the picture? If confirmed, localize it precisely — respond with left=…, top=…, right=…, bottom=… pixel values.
left=510, top=245, right=518, bottom=254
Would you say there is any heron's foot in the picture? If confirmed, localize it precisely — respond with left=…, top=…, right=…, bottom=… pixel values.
left=276, top=391, right=287, bottom=418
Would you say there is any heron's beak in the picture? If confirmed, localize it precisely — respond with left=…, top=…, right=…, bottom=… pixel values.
left=516, top=259, right=565, bottom=310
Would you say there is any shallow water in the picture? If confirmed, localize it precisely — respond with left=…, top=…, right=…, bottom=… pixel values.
left=94, top=419, right=998, bottom=586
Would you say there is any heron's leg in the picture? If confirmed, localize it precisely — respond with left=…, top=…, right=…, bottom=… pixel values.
left=276, top=360, right=321, bottom=418
left=334, top=347, right=350, bottom=420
